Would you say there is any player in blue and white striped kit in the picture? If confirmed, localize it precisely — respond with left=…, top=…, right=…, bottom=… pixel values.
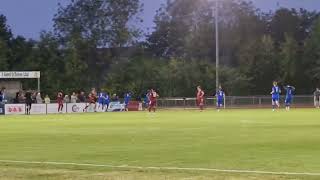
left=124, top=92, right=132, bottom=111
left=270, top=81, right=281, bottom=111
left=98, top=92, right=106, bottom=111
left=215, top=86, right=225, bottom=112
left=104, top=92, right=110, bottom=110
left=284, top=85, right=295, bottom=111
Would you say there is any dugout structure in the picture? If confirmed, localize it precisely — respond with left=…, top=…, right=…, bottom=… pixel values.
left=0, top=71, right=41, bottom=95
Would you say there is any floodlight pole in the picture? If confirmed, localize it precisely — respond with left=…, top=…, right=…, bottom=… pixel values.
left=38, top=78, right=40, bottom=93
left=215, top=0, right=219, bottom=92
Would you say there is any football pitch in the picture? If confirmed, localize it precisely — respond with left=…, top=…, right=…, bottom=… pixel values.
left=0, top=109, right=320, bottom=180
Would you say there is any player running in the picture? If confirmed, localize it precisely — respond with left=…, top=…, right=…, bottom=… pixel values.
left=271, top=81, right=281, bottom=111
left=216, top=85, right=225, bottom=112
left=196, top=86, right=205, bottom=111
left=124, top=92, right=132, bottom=111
left=148, top=89, right=158, bottom=113
left=84, top=93, right=97, bottom=112
left=284, top=85, right=295, bottom=111
left=314, top=88, right=320, bottom=108
left=144, top=90, right=150, bottom=109
left=57, top=91, right=64, bottom=113
left=104, top=92, right=110, bottom=110
left=97, top=92, right=106, bottom=111
left=91, top=88, right=98, bottom=112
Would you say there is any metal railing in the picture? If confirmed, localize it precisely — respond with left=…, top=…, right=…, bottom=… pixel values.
left=157, top=95, right=316, bottom=109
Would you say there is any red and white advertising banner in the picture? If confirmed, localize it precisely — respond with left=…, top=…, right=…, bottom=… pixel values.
left=5, top=104, right=26, bottom=115
left=127, top=101, right=140, bottom=111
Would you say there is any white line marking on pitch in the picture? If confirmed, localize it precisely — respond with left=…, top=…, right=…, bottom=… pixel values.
left=0, top=160, right=319, bottom=176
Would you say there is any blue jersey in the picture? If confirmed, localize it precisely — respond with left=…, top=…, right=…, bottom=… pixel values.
left=285, top=86, right=295, bottom=99
left=98, top=93, right=105, bottom=103
left=124, top=93, right=131, bottom=105
left=144, top=93, right=150, bottom=105
left=286, top=87, right=293, bottom=98
left=216, top=90, right=225, bottom=100
left=272, top=86, right=281, bottom=99
left=104, top=94, right=110, bottom=104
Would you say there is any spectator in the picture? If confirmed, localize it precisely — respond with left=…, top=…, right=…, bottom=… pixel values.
left=0, top=87, right=6, bottom=103
left=314, top=88, right=320, bottom=108
left=18, top=91, right=25, bottom=103
left=111, top=93, right=119, bottom=102
left=14, top=92, right=20, bottom=103
left=64, top=95, right=70, bottom=103
left=44, top=95, right=51, bottom=104
left=70, top=92, right=77, bottom=103
left=78, top=91, right=86, bottom=102
left=32, top=92, right=37, bottom=103
left=36, top=92, right=43, bottom=104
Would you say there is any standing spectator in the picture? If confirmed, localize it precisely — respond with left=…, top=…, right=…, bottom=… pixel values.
left=18, top=91, right=25, bottom=103
left=70, top=92, right=77, bottom=103
left=314, top=88, right=320, bottom=108
left=78, top=91, right=86, bottom=102
left=64, top=95, right=70, bottom=103
left=44, top=95, right=51, bottom=104
left=0, top=87, right=6, bottom=103
left=14, top=92, right=20, bottom=103
left=111, top=94, right=119, bottom=102
left=32, top=92, right=37, bottom=103
left=36, top=92, right=43, bottom=104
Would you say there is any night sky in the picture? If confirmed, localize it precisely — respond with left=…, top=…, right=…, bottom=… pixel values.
left=0, top=0, right=319, bottom=39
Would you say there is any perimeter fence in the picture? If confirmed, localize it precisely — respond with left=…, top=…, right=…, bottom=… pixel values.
left=156, top=95, right=316, bottom=109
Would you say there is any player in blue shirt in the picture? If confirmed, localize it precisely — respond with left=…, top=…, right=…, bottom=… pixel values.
left=104, top=92, right=110, bottom=110
left=124, top=92, right=132, bottom=111
left=270, top=81, right=281, bottom=111
left=215, top=85, right=225, bottom=112
left=97, top=92, right=106, bottom=111
left=284, top=85, right=295, bottom=111
left=144, top=90, right=150, bottom=109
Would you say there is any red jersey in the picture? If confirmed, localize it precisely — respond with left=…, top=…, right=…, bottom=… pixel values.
left=197, top=90, right=204, bottom=106
left=88, top=96, right=96, bottom=103
left=149, top=92, right=158, bottom=102
left=197, top=90, right=204, bottom=100
left=57, top=95, right=63, bottom=104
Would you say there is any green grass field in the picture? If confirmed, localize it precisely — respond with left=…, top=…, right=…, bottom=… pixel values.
left=0, top=109, right=320, bottom=180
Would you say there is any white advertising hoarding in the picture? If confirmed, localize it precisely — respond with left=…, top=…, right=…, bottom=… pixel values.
left=0, top=71, right=40, bottom=79
left=67, top=103, right=87, bottom=113
left=30, top=104, right=47, bottom=115
left=47, top=103, right=67, bottom=114
left=107, top=102, right=125, bottom=112
left=5, top=104, right=26, bottom=115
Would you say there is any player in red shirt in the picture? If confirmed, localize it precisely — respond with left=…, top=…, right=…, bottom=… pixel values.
left=84, top=93, right=97, bottom=112
left=91, top=88, right=98, bottom=112
left=196, top=86, right=205, bottom=111
left=148, top=89, right=159, bottom=113
left=57, top=92, right=64, bottom=113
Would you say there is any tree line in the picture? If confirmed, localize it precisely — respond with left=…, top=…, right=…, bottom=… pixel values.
left=0, top=0, right=319, bottom=98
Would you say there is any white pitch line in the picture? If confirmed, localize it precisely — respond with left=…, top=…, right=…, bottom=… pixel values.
left=0, top=160, right=320, bottom=176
